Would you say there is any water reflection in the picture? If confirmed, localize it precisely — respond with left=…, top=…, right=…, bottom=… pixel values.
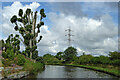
left=26, top=65, right=117, bottom=79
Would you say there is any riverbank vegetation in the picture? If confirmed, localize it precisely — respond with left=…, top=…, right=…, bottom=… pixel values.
left=43, top=46, right=120, bottom=77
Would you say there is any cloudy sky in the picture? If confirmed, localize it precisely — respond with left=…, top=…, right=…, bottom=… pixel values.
left=0, top=1, right=118, bottom=56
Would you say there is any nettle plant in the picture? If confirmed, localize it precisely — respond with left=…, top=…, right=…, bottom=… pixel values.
left=10, top=8, right=46, bottom=59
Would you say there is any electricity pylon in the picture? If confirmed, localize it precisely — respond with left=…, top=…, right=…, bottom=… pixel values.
left=65, top=26, right=74, bottom=47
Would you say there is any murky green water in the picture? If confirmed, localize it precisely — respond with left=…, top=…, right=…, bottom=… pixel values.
left=27, top=65, right=118, bottom=79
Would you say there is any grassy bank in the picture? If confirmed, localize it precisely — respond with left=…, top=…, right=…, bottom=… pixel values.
left=66, top=64, right=120, bottom=77
left=46, top=63, right=120, bottom=78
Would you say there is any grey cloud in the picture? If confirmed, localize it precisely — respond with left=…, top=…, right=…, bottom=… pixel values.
left=46, top=12, right=118, bottom=56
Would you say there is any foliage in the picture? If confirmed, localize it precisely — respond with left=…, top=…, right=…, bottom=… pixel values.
left=2, top=51, right=7, bottom=59
left=10, top=8, right=46, bottom=59
left=36, top=56, right=44, bottom=63
left=63, top=46, right=77, bottom=62
left=32, top=50, right=38, bottom=59
left=78, top=54, right=93, bottom=64
left=2, top=49, right=15, bottom=60
left=90, top=57, right=101, bottom=64
left=21, top=51, right=28, bottom=57
left=109, top=59, right=120, bottom=66
left=55, top=52, right=64, bottom=60
left=2, top=52, right=25, bottom=66
left=2, top=34, right=20, bottom=55
left=2, top=59, right=11, bottom=67
left=23, top=59, right=44, bottom=74
left=97, top=55, right=110, bottom=64
left=16, top=54, right=25, bottom=66
left=43, top=54, right=61, bottom=64
left=42, top=48, right=120, bottom=66
left=109, top=51, right=120, bottom=60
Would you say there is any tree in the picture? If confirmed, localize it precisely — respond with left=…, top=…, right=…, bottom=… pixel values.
left=109, top=51, right=120, bottom=60
left=90, top=57, right=100, bottom=64
left=36, top=56, right=44, bottom=63
left=63, top=46, right=77, bottom=62
left=10, top=8, right=46, bottom=59
left=56, top=52, right=64, bottom=60
left=3, top=34, right=20, bottom=55
left=79, top=54, right=93, bottom=64
left=43, top=54, right=60, bottom=64
left=98, top=55, right=110, bottom=64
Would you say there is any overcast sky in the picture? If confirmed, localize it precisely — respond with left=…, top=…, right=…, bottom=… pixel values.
left=0, top=1, right=118, bottom=56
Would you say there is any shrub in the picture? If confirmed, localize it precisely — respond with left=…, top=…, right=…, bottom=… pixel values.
left=78, top=55, right=93, bottom=64
left=109, top=51, right=120, bottom=60
left=110, top=59, right=120, bottom=66
left=36, top=56, right=44, bottom=63
left=90, top=57, right=100, bottom=64
left=23, top=59, right=44, bottom=74
left=16, top=54, right=25, bottom=66
left=98, top=56, right=110, bottom=64
left=43, top=54, right=61, bottom=64
left=2, top=49, right=15, bottom=60
left=2, top=59, right=14, bottom=67
left=2, top=51, right=7, bottom=59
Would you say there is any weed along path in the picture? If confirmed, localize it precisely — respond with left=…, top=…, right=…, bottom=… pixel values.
left=26, top=65, right=118, bottom=79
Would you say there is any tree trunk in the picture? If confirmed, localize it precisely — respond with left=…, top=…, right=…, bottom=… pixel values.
left=29, top=39, right=32, bottom=59
left=32, top=12, right=37, bottom=46
left=28, top=14, right=32, bottom=59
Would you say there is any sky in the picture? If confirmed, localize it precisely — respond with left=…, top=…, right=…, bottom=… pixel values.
left=0, top=1, right=119, bottom=56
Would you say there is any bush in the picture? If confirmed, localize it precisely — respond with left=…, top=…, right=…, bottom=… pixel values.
left=2, top=51, right=7, bottom=59
left=36, top=56, right=44, bottom=63
left=2, top=59, right=14, bottom=67
left=23, top=59, right=44, bottom=74
left=2, top=49, right=15, bottom=60
left=16, top=54, right=25, bottom=66
left=109, top=51, right=120, bottom=60
left=98, top=56, right=110, bottom=64
left=109, top=59, right=120, bottom=66
left=43, top=54, right=61, bottom=64
left=90, top=57, right=100, bottom=64
left=78, top=55, right=93, bottom=64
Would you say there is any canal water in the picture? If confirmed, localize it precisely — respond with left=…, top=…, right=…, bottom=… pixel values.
left=27, top=65, right=118, bottom=79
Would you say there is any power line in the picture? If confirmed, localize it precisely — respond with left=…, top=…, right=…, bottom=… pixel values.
left=65, top=26, right=74, bottom=47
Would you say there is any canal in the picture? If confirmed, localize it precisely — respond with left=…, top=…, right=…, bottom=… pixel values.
left=27, top=65, right=118, bottom=79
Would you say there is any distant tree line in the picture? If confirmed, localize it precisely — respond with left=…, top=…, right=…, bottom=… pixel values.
left=43, top=46, right=120, bottom=66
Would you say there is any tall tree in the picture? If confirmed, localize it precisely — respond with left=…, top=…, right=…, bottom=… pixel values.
left=10, top=8, right=46, bottom=59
